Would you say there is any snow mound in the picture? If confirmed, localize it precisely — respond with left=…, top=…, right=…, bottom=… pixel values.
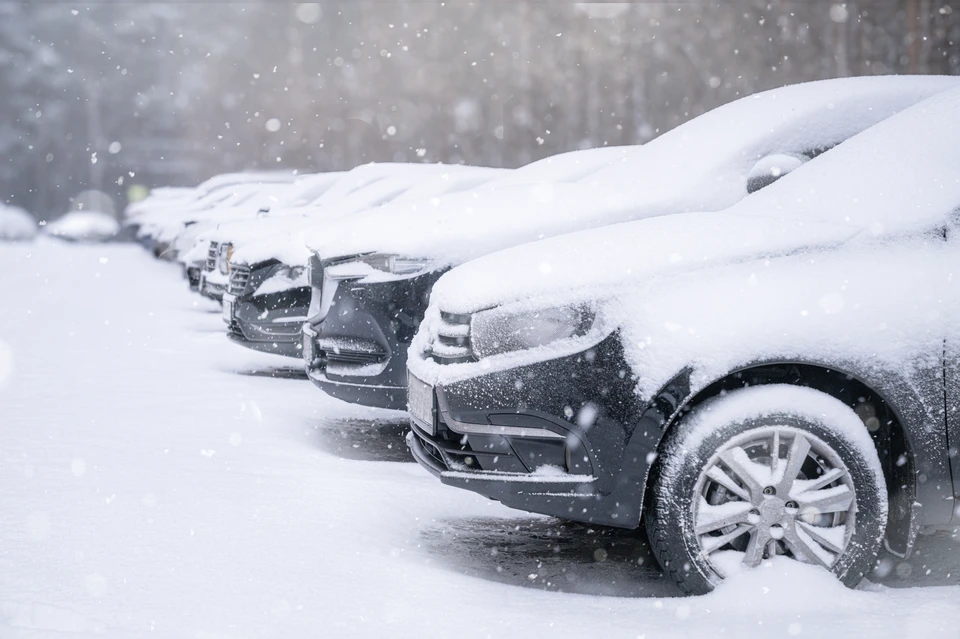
left=45, top=211, right=119, bottom=242
left=0, top=205, right=38, bottom=241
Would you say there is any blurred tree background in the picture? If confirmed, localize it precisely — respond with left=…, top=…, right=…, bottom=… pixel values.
left=1, top=1, right=957, bottom=218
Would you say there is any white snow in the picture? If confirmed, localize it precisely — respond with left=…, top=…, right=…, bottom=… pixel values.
left=1, top=239, right=958, bottom=636
left=304, top=75, right=959, bottom=267
left=44, top=211, right=119, bottom=242
left=252, top=267, right=308, bottom=296
left=0, top=204, right=37, bottom=241
left=230, top=164, right=503, bottom=268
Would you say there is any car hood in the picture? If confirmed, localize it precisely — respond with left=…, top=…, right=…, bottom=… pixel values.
left=430, top=210, right=864, bottom=316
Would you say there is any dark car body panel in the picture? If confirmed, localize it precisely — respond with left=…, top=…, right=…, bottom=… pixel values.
left=409, top=331, right=957, bottom=556
left=222, top=260, right=311, bottom=358
left=305, top=272, right=441, bottom=409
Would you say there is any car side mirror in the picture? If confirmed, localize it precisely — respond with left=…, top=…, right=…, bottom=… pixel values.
left=746, top=153, right=808, bottom=194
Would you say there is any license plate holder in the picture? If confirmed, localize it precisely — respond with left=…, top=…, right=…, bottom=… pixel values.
left=221, top=295, right=234, bottom=323
left=302, top=327, right=315, bottom=363
left=407, top=373, right=436, bottom=435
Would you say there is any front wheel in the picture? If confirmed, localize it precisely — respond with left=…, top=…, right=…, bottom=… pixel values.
left=645, top=385, right=888, bottom=595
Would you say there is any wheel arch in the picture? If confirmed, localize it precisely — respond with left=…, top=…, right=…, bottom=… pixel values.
left=634, top=360, right=922, bottom=557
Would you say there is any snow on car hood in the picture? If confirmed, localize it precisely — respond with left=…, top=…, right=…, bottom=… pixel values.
left=304, top=75, right=960, bottom=266
left=230, top=164, right=507, bottom=268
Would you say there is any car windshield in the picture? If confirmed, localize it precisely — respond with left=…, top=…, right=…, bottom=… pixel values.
left=2, top=4, right=959, bottom=638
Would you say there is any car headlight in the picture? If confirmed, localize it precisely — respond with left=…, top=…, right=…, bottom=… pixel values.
left=218, top=243, right=233, bottom=274
left=471, top=305, right=596, bottom=359
left=355, top=253, right=431, bottom=277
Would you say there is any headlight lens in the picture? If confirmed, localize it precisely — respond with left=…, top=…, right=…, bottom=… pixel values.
left=218, top=243, right=233, bottom=274
left=357, top=253, right=431, bottom=276
left=471, top=305, right=595, bottom=359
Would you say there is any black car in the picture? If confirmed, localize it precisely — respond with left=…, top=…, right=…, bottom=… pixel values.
left=222, top=260, right=310, bottom=357
left=405, top=86, right=960, bottom=594
left=222, top=164, right=506, bottom=360
left=302, top=76, right=959, bottom=411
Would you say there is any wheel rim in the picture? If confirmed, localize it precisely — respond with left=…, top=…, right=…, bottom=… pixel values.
left=693, top=425, right=857, bottom=578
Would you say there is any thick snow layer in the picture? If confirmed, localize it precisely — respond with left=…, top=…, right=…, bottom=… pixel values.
left=0, top=205, right=38, bottom=241
left=304, top=75, right=960, bottom=266
left=1, top=240, right=958, bottom=637
left=194, top=164, right=481, bottom=258
left=44, top=211, right=119, bottom=242
left=136, top=180, right=298, bottom=244
left=414, top=85, right=960, bottom=397
left=152, top=183, right=295, bottom=246
left=231, top=165, right=504, bottom=268
left=479, top=145, right=640, bottom=188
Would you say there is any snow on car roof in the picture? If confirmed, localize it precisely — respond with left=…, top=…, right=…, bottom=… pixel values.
left=230, top=164, right=505, bottom=267
left=194, top=170, right=299, bottom=196
left=427, top=84, right=960, bottom=316
left=303, top=75, right=960, bottom=266
left=483, top=145, right=640, bottom=188
left=276, top=172, right=345, bottom=209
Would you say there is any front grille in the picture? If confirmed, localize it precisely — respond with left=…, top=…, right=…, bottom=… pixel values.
left=430, top=311, right=474, bottom=364
left=205, top=241, right=219, bottom=272
left=228, top=265, right=251, bottom=296
left=317, top=337, right=386, bottom=366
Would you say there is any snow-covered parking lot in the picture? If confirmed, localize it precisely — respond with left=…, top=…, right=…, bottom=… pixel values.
left=3, top=239, right=960, bottom=638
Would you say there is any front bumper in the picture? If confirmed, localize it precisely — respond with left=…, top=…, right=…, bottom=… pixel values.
left=303, top=323, right=406, bottom=409
left=199, top=271, right=226, bottom=302
left=406, top=333, right=658, bottom=529
left=302, top=273, right=440, bottom=410
left=222, top=288, right=310, bottom=358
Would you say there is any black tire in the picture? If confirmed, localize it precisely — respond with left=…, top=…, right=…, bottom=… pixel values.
left=645, top=385, right=888, bottom=595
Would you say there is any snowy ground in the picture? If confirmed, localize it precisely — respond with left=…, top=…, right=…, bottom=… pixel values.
left=2, top=239, right=960, bottom=638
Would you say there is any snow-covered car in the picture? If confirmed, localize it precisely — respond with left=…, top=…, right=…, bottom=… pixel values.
left=300, top=75, right=960, bottom=410
left=220, top=163, right=506, bottom=357
left=0, top=204, right=38, bottom=241
left=194, top=163, right=474, bottom=303
left=44, top=211, right=120, bottom=242
left=405, top=86, right=960, bottom=594
left=175, top=172, right=345, bottom=290
left=133, top=172, right=298, bottom=258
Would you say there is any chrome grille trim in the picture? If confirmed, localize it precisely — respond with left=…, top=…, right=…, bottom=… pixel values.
left=228, top=265, right=251, bottom=296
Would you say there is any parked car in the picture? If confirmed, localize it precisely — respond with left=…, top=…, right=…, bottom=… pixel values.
left=174, top=171, right=343, bottom=291
left=405, top=86, right=960, bottom=595
left=300, top=75, right=960, bottom=410
left=221, top=163, right=506, bottom=357
left=133, top=172, right=297, bottom=258
left=0, top=203, right=38, bottom=241
left=45, top=211, right=120, bottom=242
